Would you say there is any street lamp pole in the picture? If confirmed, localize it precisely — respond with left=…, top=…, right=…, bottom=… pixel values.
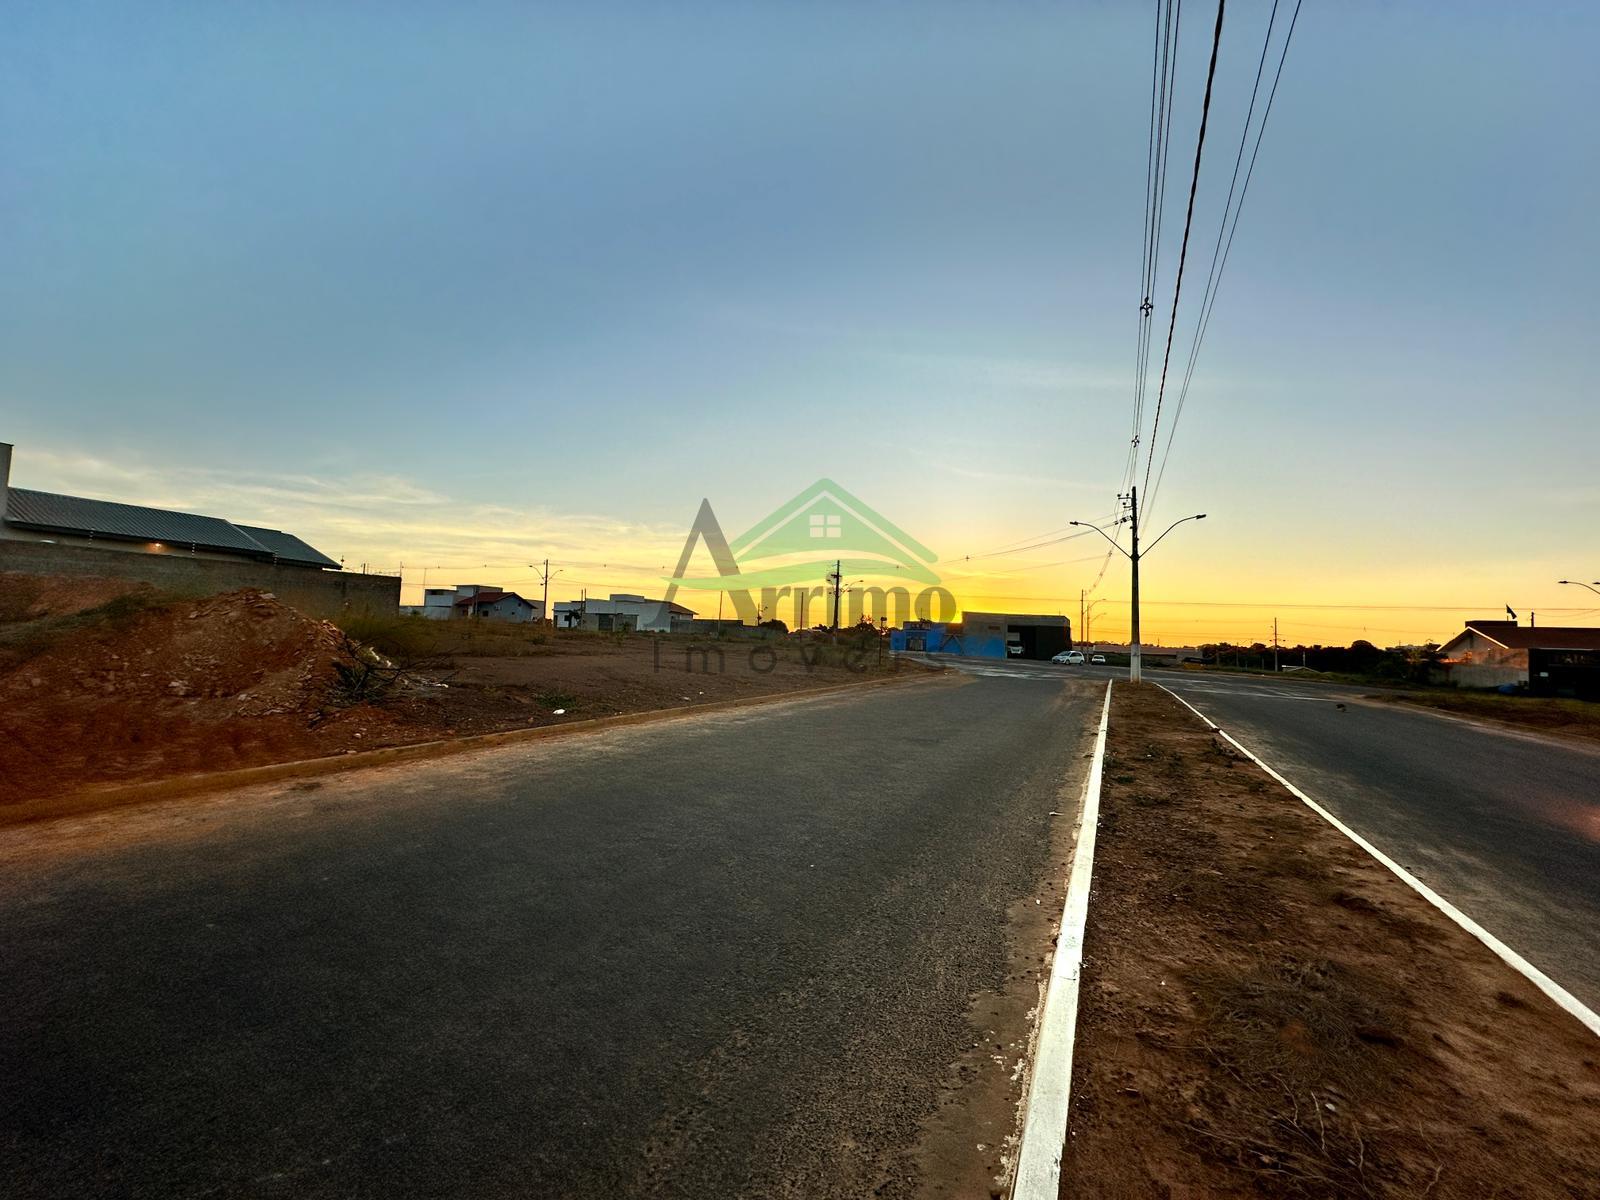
left=1071, top=490, right=1206, bottom=684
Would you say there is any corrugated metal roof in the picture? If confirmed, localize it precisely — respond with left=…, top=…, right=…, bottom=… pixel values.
left=234, top=524, right=341, bottom=569
left=3, top=488, right=339, bottom=568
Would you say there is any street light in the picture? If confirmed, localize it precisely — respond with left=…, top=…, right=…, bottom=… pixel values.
left=1072, top=487, right=1206, bottom=682
left=1557, top=580, right=1600, bottom=597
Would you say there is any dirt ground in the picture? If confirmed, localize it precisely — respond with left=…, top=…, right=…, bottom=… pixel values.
left=0, top=575, right=899, bottom=807
left=1062, top=683, right=1600, bottom=1199
left=1377, top=690, right=1600, bottom=744
left=412, top=631, right=899, bottom=738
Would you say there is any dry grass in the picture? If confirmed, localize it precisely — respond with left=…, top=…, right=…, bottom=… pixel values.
left=1378, top=690, right=1600, bottom=742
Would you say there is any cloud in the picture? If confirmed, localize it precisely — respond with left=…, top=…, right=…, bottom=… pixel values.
left=9, top=442, right=688, bottom=592
left=917, top=455, right=1114, bottom=492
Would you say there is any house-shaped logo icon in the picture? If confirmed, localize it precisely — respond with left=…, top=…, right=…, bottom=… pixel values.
left=666, top=478, right=940, bottom=593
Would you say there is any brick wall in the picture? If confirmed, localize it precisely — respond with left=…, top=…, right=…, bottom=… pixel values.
left=0, top=539, right=399, bottom=618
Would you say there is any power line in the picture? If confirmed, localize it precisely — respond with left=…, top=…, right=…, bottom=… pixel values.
left=1142, top=0, right=1227, bottom=505
left=1148, top=0, right=1305, bottom=517
left=1125, top=0, right=1183, bottom=493
left=938, top=512, right=1121, bottom=564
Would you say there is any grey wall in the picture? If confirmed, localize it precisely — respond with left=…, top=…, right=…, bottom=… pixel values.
left=0, top=539, right=399, bottom=618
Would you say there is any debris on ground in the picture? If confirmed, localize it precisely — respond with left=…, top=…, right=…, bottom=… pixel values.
left=0, top=573, right=900, bottom=806
left=1063, top=683, right=1600, bottom=1199
left=0, top=585, right=422, bottom=805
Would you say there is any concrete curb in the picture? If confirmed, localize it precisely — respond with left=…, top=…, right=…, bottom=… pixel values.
left=1011, top=678, right=1114, bottom=1199
left=2, top=671, right=946, bottom=829
left=1158, top=682, right=1600, bottom=1041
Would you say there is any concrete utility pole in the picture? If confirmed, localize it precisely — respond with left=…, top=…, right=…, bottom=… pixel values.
left=829, top=560, right=843, bottom=631
left=535, top=559, right=561, bottom=629
left=1128, top=487, right=1142, bottom=682
left=1273, top=617, right=1280, bottom=673
left=1070, top=488, right=1206, bottom=686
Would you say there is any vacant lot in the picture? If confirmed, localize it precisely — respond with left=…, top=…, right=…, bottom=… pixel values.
left=1062, top=683, right=1600, bottom=1199
left=0, top=574, right=900, bottom=807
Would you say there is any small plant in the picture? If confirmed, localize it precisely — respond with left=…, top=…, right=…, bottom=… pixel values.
left=330, top=614, right=448, bottom=703
left=535, top=689, right=576, bottom=709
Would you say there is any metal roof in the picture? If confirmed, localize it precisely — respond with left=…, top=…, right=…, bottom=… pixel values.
left=233, top=524, right=341, bottom=569
left=3, top=488, right=340, bottom=568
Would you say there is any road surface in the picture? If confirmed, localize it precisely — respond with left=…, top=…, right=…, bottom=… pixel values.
left=1157, top=670, right=1600, bottom=1013
left=0, top=672, right=1100, bottom=1200
left=930, top=655, right=1600, bottom=1014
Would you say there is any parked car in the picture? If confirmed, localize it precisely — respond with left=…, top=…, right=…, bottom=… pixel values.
left=1090, top=653, right=1107, bottom=664
left=1006, top=643, right=1023, bottom=656
left=1053, top=650, right=1086, bottom=665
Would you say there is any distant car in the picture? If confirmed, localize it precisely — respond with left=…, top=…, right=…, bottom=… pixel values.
left=1053, top=650, right=1086, bottom=665
left=1006, top=643, right=1023, bottom=656
left=1090, top=653, right=1107, bottom=665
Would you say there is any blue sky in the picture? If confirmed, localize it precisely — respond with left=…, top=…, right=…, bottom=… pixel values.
left=3, top=2, right=1597, bottom=641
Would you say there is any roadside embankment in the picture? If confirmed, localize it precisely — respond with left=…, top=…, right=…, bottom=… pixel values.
left=0, top=574, right=900, bottom=811
left=1376, top=688, right=1600, bottom=744
left=1062, top=683, right=1600, bottom=1198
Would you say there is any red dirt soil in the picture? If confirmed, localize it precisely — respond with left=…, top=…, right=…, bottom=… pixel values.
left=0, top=570, right=153, bottom=621
left=0, top=588, right=424, bottom=806
left=1063, top=683, right=1600, bottom=1199
left=0, top=579, right=903, bottom=807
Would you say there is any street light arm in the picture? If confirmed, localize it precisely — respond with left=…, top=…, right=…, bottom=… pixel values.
left=1558, top=580, right=1600, bottom=597
left=1142, top=513, right=1208, bottom=557
left=1068, top=519, right=1132, bottom=560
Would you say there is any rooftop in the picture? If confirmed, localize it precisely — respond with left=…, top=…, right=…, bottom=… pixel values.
left=1458, top=620, right=1600, bottom=652
left=3, top=487, right=340, bottom=569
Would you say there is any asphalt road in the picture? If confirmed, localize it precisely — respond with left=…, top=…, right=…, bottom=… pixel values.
left=939, top=656, right=1600, bottom=1015
left=1155, top=670, right=1600, bottom=1012
left=0, top=673, right=1099, bottom=1200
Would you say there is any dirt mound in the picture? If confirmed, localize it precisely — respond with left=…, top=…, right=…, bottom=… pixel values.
left=0, top=570, right=154, bottom=621
left=0, top=588, right=433, bottom=805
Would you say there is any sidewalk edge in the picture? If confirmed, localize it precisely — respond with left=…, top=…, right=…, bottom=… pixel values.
left=1011, top=678, right=1114, bottom=1198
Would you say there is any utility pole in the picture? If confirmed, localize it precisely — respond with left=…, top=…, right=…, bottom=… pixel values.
left=535, top=559, right=561, bottom=629
left=1273, top=617, right=1280, bottom=674
left=1070, top=490, right=1205, bottom=687
left=1128, top=486, right=1142, bottom=683
left=1079, top=589, right=1085, bottom=651
left=829, top=559, right=843, bottom=631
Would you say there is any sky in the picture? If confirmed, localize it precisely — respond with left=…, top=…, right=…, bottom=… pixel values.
left=3, top=1, right=1597, bottom=645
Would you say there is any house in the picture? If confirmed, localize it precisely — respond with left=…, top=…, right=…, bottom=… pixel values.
left=0, top=442, right=339, bottom=568
left=1437, top=619, right=1600, bottom=696
left=410, top=588, right=463, bottom=619
left=453, top=588, right=542, bottom=622
left=398, top=584, right=543, bottom=622
left=553, top=593, right=696, bottom=633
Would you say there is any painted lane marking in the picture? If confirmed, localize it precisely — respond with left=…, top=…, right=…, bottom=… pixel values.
left=1157, top=683, right=1600, bottom=1040
left=1012, top=680, right=1114, bottom=1198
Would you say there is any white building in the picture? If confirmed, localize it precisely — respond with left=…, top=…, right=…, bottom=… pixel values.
left=553, top=593, right=695, bottom=633
left=401, top=583, right=543, bottom=622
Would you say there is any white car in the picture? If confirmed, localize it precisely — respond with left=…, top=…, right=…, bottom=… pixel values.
left=1053, top=650, right=1086, bottom=665
left=1090, top=653, right=1107, bottom=665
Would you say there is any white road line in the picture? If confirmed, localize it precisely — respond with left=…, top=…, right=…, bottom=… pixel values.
left=1012, top=679, right=1113, bottom=1199
left=1157, top=683, right=1600, bottom=1041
